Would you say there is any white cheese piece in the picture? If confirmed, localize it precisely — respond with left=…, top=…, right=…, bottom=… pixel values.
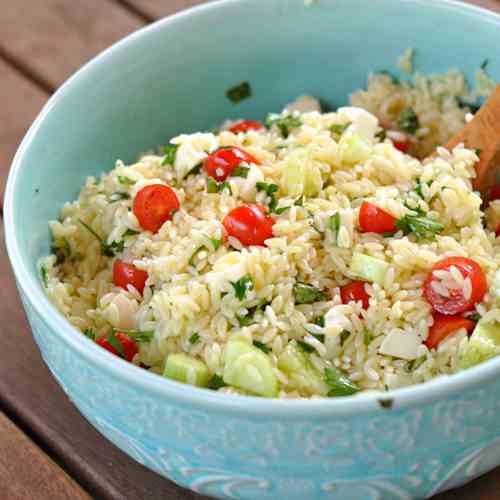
left=379, top=328, right=422, bottom=360
left=230, top=163, right=264, bottom=202
left=172, top=133, right=218, bottom=179
left=337, top=107, right=379, bottom=142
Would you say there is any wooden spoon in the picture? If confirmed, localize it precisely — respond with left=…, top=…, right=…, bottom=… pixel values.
left=442, top=84, right=500, bottom=200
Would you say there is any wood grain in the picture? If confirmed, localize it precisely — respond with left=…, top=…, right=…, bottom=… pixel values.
left=0, top=410, right=90, bottom=500
left=0, top=0, right=144, bottom=90
left=0, top=59, right=48, bottom=206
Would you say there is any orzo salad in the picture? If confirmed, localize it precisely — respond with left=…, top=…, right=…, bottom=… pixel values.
left=41, top=65, right=500, bottom=399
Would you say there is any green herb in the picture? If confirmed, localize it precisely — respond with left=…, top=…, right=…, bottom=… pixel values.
left=297, top=340, right=315, bottom=353
left=236, top=299, right=269, bottom=327
left=376, top=129, right=387, bottom=141
left=398, top=107, right=420, bottom=134
left=474, top=148, right=481, bottom=156
left=313, top=315, right=325, bottom=328
left=208, top=374, right=227, bottom=390
left=78, top=219, right=125, bottom=257
left=293, top=283, right=326, bottom=304
left=266, top=114, right=302, bottom=138
left=41, top=266, right=48, bottom=287
left=207, top=179, right=232, bottom=194
left=107, top=332, right=125, bottom=358
left=256, top=181, right=288, bottom=214
left=312, top=333, right=325, bottom=343
left=83, top=329, right=95, bottom=341
left=406, top=355, right=426, bottom=372
left=363, top=330, right=374, bottom=346
left=328, top=212, right=341, bottom=244
left=117, top=175, right=136, bottom=185
left=162, top=143, right=179, bottom=166
left=123, top=229, right=140, bottom=237
left=210, top=238, right=222, bottom=250
left=414, top=181, right=430, bottom=199
left=219, top=181, right=232, bottom=194
left=468, top=313, right=481, bottom=322
left=376, top=70, right=400, bottom=84
left=395, top=213, right=444, bottom=240
left=378, top=398, right=394, bottom=409
left=189, top=332, right=200, bottom=345
left=114, top=328, right=155, bottom=343
left=253, top=340, right=271, bottom=354
left=481, top=58, right=489, bottom=71
left=340, top=330, right=351, bottom=346
left=232, top=166, right=250, bottom=178
left=294, top=195, right=304, bottom=207
left=110, top=191, right=131, bottom=202
left=188, top=246, right=206, bottom=266
left=184, top=163, right=202, bottom=179
left=231, top=275, right=254, bottom=301
left=324, top=367, right=360, bottom=397
left=226, top=81, right=252, bottom=103
left=329, top=122, right=351, bottom=136
left=456, top=97, right=481, bottom=114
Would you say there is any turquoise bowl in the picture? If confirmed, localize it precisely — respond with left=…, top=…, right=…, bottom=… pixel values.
left=5, top=1, right=500, bottom=498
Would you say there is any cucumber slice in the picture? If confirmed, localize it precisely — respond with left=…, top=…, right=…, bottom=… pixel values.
left=164, top=353, right=210, bottom=388
left=350, top=252, right=389, bottom=286
left=282, top=156, right=322, bottom=197
left=223, top=340, right=278, bottom=397
left=459, top=319, right=500, bottom=369
left=278, top=340, right=329, bottom=396
left=340, top=133, right=372, bottom=165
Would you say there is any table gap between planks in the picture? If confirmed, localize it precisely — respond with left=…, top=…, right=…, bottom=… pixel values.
left=0, top=1, right=499, bottom=498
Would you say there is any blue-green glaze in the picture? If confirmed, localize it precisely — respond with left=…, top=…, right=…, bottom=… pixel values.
left=5, top=1, right=500, bottom=498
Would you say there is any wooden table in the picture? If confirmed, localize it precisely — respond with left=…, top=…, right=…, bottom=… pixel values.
left=1, top=1, right=500, bottom=498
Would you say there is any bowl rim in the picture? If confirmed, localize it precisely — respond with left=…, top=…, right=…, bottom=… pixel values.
left=5, top=0, right=500, bottom=418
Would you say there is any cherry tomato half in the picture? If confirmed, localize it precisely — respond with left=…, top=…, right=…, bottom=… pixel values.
left=113, top=259, right=148, bottom=295
left=223, top=204, right=275, bottom=247
left=97, top=332, right=139, bottom=362
left=133, top=184, right=179, bottom=233
left=425, top=313, right=475, bottom=350
left=340, top=281, right=370, bottom=309
left=228, top=120, right=264, bottom=134
left=393, top=140, right=410, bottom=153
left=490, top=184, right=500, bottom=201
left=424, top=257, right=487, bottom=315
left=359, top=201, right=397, bottom=234
left=204, top=147, right=260, bottom=182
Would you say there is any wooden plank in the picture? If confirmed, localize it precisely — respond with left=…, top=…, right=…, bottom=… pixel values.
left=0, top=60, right=48, bottom=207
left=0, top=0, right=145, bottom=90
left=0, top=410, right=90, bottom=500
left=120, top=0, right=209, bottom=20
left=0, top=226, right=205, bottom=499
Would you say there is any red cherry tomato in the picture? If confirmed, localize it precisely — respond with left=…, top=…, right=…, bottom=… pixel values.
left=204, top=147, right=260, bottom=182
left=393, top=140, right=410, bottom=153
left=223, top=204, right=275, bottom=247
left=424, top=257, right=487, bottom=315
left=97, top=332, right=139, bottom=362
left=228, top=120, right=264, bottom=134
left=425, top=313, right=475, bottom=350
left=490, top=184, right=500, bottom=200
left=340, top=281, right=370, bottom=309
left=113, top=259, right=148, bottom=295
left=133, top=184, right=179, bottom=233
left=359, top=201, right=397, bottom=234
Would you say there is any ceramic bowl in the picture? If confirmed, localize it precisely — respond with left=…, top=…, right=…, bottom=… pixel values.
left=5, top=1, right=500, bottom=498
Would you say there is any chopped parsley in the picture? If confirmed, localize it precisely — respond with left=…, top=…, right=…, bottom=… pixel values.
left=79, top=219, right=125, bottom=257
left=110, top=191, right=131, bottom=202
left=210, top=238, right=222, bottom=250
left=313, top=315, right=325, bottom=328
left=123, top=229, right=140, bottom=237
left=117, top=175, right=135, bottom=185
left=406, top=355, right=426, bottom=372
left=114, top=328, right=155, bottom=343
left=266, top=114, right=302, bottom=138
left=232, top=166, right=250, bottom=178
left=339, top=330, right=351, bottom=346
left=293, top=283, right=326, bottom=305
left=162, top=143, right=179, bottom=166
left=253, top=340, right=271, bottom=354
left=236, top=299, right=269, bottom=327
left=184, top=163, right=202, bottom=179
left=398, top=107, right=420, bottom=134
left=107, top=332, right=125, bottom=358
left=376, top=129, right=387, bottom=141
left=189, top=238, right=222, bottom=266
left=40, top=266, right=48, bottom=287
left=207, top=178, right=232, bottom=194
left=329, top=122, right=351, bottom=136
left=231, top=275, right=254, bottom=300
left=189, top=332, right=200, bottom=345
left=256, top=181, right=289, bottom=214
left=225, top=81, right=252, bottom=103
left=414, top=181, right=431, bottom=199
left=297, top=340, right=315, bottom=353
left=467, top=313, right=481, bottom=322
left=208, top=374, right=227, bottom=390
left=395, top=213, right=444, bottom=241
left=328, top=212, right=341, bottom=244
left=324, top=367, right=360, bottom=397
left=83, top=329, right=95, bottom=341
left=474, top=148, right=481, bottom=157
left=363, top=330, right=374, bottom=346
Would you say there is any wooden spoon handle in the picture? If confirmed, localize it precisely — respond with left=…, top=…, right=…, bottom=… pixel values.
left=444, top=85, right=500, bottom=199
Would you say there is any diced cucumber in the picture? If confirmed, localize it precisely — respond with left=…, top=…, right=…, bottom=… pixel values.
left=278, top=340, right=329, bottom=396
left=340, top=133, right=372, bottom=165
left=223, top=340, right=278, bottom=397
left=350, top=253, right=389, bottom=286
left=459, top=319, right=500, bottom=369
left=282, top=156, right=322, bottom=197
left=164, top=353, right=210, bottom=388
